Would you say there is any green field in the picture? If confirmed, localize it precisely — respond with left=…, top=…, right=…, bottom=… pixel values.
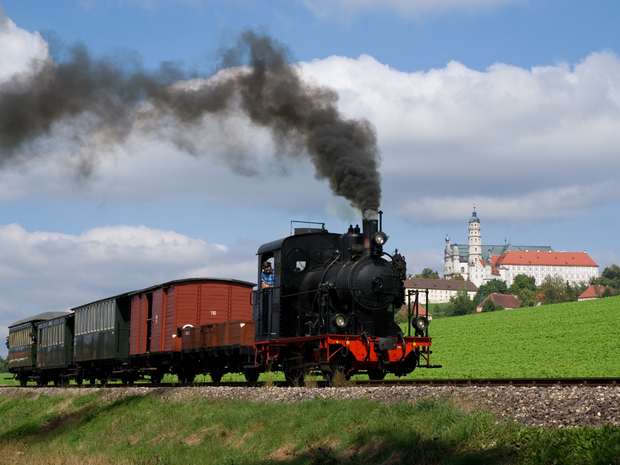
left=406, top=295, right=620, bottom=379
left=3, top=296, right=620, bottom=385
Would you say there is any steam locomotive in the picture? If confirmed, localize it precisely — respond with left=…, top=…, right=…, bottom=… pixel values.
left=7, top=213, right=435, bottom=386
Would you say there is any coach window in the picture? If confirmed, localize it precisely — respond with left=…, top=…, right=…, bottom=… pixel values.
left=103, top=302, right=107, bottom=330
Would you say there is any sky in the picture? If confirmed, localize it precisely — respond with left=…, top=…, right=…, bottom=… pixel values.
left=1, top=0, right=620, bottom=356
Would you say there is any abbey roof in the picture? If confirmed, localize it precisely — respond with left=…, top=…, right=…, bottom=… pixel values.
left=493, top=251, right=598, bottom=267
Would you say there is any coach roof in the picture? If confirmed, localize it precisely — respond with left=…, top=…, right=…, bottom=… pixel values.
left=9, top=311, right=72, bottom=329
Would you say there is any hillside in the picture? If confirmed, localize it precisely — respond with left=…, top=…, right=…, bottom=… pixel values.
left=407, top=296, right=620, bottom=379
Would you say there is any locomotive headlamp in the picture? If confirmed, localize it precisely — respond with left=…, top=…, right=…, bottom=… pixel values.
left=414, top=316, right=429, bottom=332
left=333, top=313, right=348, bottom=328
left=373, top=231, right=387, bottom=246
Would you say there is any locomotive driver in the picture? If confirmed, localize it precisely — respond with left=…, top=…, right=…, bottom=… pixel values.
left=261, top=261, right=274, bottom=288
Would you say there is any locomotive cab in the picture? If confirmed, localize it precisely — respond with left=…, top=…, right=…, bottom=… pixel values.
left=254, top=225, right=341, bottom=342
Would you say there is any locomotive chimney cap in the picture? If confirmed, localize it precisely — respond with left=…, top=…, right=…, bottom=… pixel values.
left=362, top=209, right=378, bottom=220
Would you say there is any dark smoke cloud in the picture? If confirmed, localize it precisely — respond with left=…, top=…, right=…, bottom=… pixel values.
left=0, top=30, right=381, bottom=211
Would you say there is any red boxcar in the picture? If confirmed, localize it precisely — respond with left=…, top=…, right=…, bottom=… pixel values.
left=130, top=278, right=254, bottom=357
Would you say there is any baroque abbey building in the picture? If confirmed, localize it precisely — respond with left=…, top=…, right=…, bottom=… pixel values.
left=443, top=209, right=598, bottom=288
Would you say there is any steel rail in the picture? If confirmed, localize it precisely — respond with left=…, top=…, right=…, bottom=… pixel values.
left=2, top=377, right=620, bottom=389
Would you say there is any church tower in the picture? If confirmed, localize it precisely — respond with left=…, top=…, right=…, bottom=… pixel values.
left=468, top=207, right=482, bottom=267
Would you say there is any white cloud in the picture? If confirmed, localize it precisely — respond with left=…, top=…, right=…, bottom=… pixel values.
left=400, top=248, right=445, bottom=275
left=303, top=0, right=527, bottom=18
left=300, top=51, right=620, bottom=224
left=0, top=223, right=256, bottom=328
left=0, top=7, right=49, bottom=81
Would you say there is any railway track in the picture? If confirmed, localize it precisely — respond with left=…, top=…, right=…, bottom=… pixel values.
left=3, top=377, right=620, bottom=389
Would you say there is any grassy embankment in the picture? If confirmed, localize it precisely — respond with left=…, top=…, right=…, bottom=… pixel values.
left=2, top=389, right=620, bottom=464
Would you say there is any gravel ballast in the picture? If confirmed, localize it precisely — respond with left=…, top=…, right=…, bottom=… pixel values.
left=2, top=385, right=619, bottom=429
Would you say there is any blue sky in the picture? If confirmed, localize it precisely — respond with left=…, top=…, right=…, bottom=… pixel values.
left=1, top=0, right=620, bottom=354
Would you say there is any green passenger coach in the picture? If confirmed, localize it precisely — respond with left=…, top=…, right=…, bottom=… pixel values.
left=72, top=293, right=132, bottom=384
left=8, top=311, right=71, bottom=386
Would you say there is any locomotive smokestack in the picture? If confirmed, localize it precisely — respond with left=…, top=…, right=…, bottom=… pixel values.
left=362, top=209, right=379, bottom=252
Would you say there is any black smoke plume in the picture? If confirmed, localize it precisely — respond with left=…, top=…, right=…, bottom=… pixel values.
left=0, top=31, right=381, bottom=211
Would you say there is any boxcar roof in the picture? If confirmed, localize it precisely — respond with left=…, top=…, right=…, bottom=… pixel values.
left=9, top=311, right=72, bottom=329
left=70, top=278, right=256, bottom=312
left=128, top=277, right=256, bottom=296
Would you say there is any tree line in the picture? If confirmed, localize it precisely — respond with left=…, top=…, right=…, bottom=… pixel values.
left=412, top=264, right=620, bottom=318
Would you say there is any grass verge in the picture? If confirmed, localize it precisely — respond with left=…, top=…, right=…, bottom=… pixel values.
left=1, top=390, right=619, bottom=464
